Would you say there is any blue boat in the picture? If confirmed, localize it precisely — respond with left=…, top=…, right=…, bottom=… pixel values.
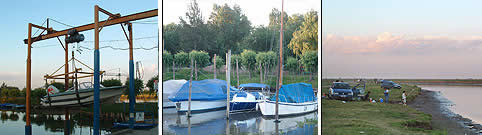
left=229, top=83, right=270, bottom=113
left=230, top=92, right=258, bottom=113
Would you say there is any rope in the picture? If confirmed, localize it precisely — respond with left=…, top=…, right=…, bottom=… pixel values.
left=33, top=19, right=47, bottom=36
left=49, top=18, right=74, bottom=28
left=32, top=36, right=157, bottom=48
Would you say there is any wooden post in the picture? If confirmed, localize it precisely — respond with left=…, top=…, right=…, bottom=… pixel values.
left=214, top=54, right=216, bottom=79
left=172, top=60, right=175, bottom=79
left=259, top=62, right=263, bottom=83
left=236, top=59, right=239, bottom=88
left=188, top=58, right=193, bottom=117
left=65, top=35, right=69, bottom=92
left=275, top=0, right=284, bottom=122
left=195, top=61, right=197, bottom=80
left=25, top=23, right=32, bottom=135
left=226, top=50, right=231, bottom=118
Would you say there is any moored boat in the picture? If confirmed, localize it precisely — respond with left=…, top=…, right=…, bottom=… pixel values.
left=162, top=80, right=187, bottom=108
left=168, top=79, right=239, bottom=113
left=259, top=83, right=317, bottom=116
left=41, top=82, right=125, bottom=107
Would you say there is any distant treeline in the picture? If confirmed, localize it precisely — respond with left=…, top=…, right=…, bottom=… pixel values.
left=163, top=0, right=318, bottom=61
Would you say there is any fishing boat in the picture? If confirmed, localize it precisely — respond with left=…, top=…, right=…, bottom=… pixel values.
left=162, top=80, right=187, bottom=108
left=168, top=79, right=238, bottom=113
left=41, top=82, right=125, bottom=107
left=258, top=83, right=317, bottom=116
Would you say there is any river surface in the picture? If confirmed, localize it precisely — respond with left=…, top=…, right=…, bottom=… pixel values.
left=162, top=108, right=318, bottom=135
left=0, top=110, right=129, bottom=135
left=419, top=85, right=482, bottom=124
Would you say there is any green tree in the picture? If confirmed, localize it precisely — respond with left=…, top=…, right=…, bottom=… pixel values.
left=288, top=10, right=318, bottom=56
left=146, top=75, right=159, bottom=93
left=240, top=26, right=272, bottom=52
left=163, top=51, right=173, bottom=69
left=241, top=50, right=257, bottom=78
left=213, top=55, right=224, bottom=70
left=179, top=0, right=208, bottom=51
left=208, top=4, right=251, bottom=54
left=32, top=87, right=47, bottom=101
left=300, top=51, right=318, bottom=81
left=101, top=79, right=122, bottom=87
left=124, top=78, right=145, bottom=95
left=285, top=57, right=299, bottom=74
left=174, top=51, right=190, bottom=68
left=190, top=50, right=210, bottom=80
left=163, top=23, right=182, bottom=53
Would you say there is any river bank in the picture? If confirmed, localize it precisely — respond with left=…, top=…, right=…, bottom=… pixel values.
left=409, top=89, right=478, bottom=134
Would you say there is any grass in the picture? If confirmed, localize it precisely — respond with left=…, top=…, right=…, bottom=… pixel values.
left=163, top=68, right=318, bottom=89
left=322, top=79, right=446, bottom=135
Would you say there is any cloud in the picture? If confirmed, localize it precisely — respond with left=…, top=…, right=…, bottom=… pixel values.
left=322, top=32, right=482, bottom=55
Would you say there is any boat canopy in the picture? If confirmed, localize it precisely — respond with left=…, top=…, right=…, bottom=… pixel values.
left=162, top=80, right=188, bottom=94
left=239, top=83, right=270, bottom=89
left=169, top=79, right=239, bottom=102
left=269, top=83, right=316, bottom=103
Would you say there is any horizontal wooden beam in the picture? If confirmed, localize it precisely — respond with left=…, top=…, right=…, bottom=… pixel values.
left=24, top=8, right=157, bottom=44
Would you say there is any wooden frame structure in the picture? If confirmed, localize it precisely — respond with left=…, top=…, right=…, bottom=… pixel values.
left=24, top=5, right=157, bottom=135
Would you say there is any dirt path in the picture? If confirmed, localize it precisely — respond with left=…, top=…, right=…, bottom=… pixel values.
left=409, top=89, right=476, bottom=135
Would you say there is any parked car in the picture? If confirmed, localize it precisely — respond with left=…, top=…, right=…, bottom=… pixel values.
left=380, top=80, right=402, bottom=89
left=329, top=82, right=365, bottom=101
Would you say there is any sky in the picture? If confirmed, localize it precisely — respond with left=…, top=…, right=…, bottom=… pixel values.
left=0, top=1, right=159, bottom=88
left=162, top=0, right=320, bottom=26
left=322, top=0, right=482, bottom=79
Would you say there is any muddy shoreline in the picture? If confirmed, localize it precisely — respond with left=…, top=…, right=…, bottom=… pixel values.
left=409, top=89, right=481, bottom=134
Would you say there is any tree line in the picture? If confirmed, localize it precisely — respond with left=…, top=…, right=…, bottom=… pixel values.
left=163, top=0, right=318, bottom=62
left=163, top=49, right=317, bottom=81
left=0, top=75, right=159, bottom=104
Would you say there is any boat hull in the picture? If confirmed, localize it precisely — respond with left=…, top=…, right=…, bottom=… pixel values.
left=41, top=86, right=125, bottom=107
left=174, top=99, right=227, bottom=113
left=229, top=102, right=257, bottom=113
left=163, top=94, right=176, bottom=108
left=258, top=100, right=318, bottom=116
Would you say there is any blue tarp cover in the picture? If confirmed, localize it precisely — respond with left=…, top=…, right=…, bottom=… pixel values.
left=169, top=79, right=239, bottom=102
left=269, top=83, right=316, bottom=103
left=239, top=83, right=270, bottom=89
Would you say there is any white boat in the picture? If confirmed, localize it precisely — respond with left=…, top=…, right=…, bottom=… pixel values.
left=229, top=92, right=257, bottom=113
left=175, top=99, right=226, bottom=112
left=41, top=82, right=125, bottom=107
left=162, top=80, right=187, bottom=108
left=259, top=83, right=317, bottom=116
left=169, top=79, right=238, bottom=113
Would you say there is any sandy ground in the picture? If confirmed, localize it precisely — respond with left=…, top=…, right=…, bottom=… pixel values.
left=409, top=89, right=478, bottom=135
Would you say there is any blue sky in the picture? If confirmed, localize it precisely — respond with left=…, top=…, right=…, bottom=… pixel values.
left=0, top=1, right=158, bottom=88
left=322, top=0, right=482, bottom=79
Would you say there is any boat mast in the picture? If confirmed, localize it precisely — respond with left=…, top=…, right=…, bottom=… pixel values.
left=275, top=0, right=284, bottom=122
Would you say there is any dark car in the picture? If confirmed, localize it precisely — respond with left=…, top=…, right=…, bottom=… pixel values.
left=329, top=82, right=365, bottom=101
left=380, top=80, right=401, bottom=89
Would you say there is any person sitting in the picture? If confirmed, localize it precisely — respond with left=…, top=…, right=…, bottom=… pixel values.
left=362, top=91, right=371, bottom=101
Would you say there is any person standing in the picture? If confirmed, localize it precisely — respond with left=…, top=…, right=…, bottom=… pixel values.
left=402, top=91, right=407, bottom=105
left=384, top=89, right=389, bottom=103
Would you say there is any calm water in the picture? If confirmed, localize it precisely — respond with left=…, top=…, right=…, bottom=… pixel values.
left=0, top=110, right=128, bottom=135
left=419, top=85, right=482, bottom=124
left=162, top=108, right=318, bottom=135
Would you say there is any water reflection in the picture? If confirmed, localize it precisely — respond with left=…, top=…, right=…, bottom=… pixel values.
left=0, top=110, right=132, bottom=135
left=163, top=108, right=318, bottom=135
